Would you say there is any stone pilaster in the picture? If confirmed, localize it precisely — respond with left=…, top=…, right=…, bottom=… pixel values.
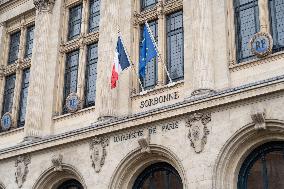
left=95, top=0, right=119, bottom=120
left=191, top=0, right=214, bottom=96
left=24, top=0, right=55, bottom=139
left=258, top=0, right=270, bottom=32
left=12, top=66, right=23, bottom=128
left=77, top=44, right=87, bottom=107
left=157, top=0, right=165, bottom=86
left=0, top=24, right=6, bottom=115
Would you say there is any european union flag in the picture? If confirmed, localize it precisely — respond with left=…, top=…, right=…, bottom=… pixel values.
left=139, top=24, right=158, bottom=78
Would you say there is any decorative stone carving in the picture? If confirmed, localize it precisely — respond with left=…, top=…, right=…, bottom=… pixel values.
left=15, top=155, right=31, bottom=188
left=51, top=154, right=63, bottom=171
left=186, top=113, right=211, bottom=153
left=90, top=136, right=109, bottom=173
left=34, top=0, right=55, bottom=12
left=251, top=107, right=266, bottom=130
left=138, top=137, right=150, bottom=153
left=0, top=65, right=4, bottom=80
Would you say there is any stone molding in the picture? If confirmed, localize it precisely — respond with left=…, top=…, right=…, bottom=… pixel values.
left=186, top=112, right=211, bottom=153
left=15, top=154, right=31, bottom=188
left=34, top=0, right=55, bottom=12
left=89, top=136, right=109, bottom=173
left=1, top=75, right=284, bottom=159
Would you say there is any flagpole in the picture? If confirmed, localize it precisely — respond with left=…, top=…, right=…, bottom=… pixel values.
left=117, top=30, right=147, bottom=94
left=145, top=22, right=173, bottom=85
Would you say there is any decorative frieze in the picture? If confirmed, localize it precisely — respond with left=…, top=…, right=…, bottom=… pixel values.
left=186, top=113, right=211, bottom=153
left=89, top=136, right=109, bottom=173
left=15, top=154, right=31, bottom=188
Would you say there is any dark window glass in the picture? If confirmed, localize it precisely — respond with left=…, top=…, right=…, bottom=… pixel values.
left=68, top=4, right=82, bottom=40
left=141, top=0, right=157, bottom=11
left=25, top=25, right=35, bottom=58
left=57, top=179, right=83, bottom=189
left=166, top=11, right=184, bottom=82
left=238, top=141, right=284, bottom=189
left=234, top=0, right=260, bottom=63
left=8, top=31, right=21, bottom=65
left=63, top=50, right=79, bottom=113
left=269, top=0, right=284, bottom=53
left=84, top=43, right=98, bottom=108
left=139, top=20, right=158, bottom=90
left=133, top=162, right=183, bottom=189
left=2, top=74, right=16, bottom=116
left=89, top=0, right=100, bottom=33
left=17, top=69, right=30, bottom=128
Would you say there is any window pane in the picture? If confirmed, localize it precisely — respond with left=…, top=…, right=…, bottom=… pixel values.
left=166, top=11, right=184, bottom=82
left=25, top=25, right=35, bottom=58
left=68, top=4, right=82, bottom=40
left=18, top=69, right=30, bottom=127
left=85, top=43, right=98, bottom=108
left=269, top=0, right=284, bottom=53
left=139, top=20, right=158, bottom=90
left=63, top=50, right=79, bottom=113
left=141, top=0, right=157, bottom=11
left=2, top=74, right=16, bottom=115
left=89, top=0, right=100, bottom=33
left=8, top=31, right=21, bottom=65
left=234, top=0, right=259, bottom=63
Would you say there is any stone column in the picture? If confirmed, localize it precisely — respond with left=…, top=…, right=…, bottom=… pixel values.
left=24, top=0, right=55, bottom=139
left=95, top=0, right=119, bottom=120
left=258, top=0, right=270, bottom=32
left=157, top=0, right=165, bottom=86
left=0, top=23, right=6, bottom=115
left=191, top=0, right=214, bottom=96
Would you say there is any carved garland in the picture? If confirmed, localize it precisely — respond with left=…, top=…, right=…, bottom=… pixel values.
left=15, top=154, right=31, bottom=188
left=89, top=136, right=109, bottom=173
left=186, top=113, right=211, bottom=153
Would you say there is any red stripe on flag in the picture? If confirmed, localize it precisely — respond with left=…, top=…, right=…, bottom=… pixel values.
left=111, top=64, right=119, bottom=89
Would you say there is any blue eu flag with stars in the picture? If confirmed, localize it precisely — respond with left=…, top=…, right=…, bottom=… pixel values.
left=139, top=24, right=158, bottom=78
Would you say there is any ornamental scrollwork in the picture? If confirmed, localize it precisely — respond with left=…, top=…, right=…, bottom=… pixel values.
left=186, top=113, right=211, bottom=153
left=89, top=136, right=109, bottom=173
left=33, top=0, right=55, bottom=12
left=15, top=154, right=31, bottom=188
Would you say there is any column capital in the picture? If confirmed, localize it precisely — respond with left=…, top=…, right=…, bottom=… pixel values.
left=34, top=0, right=55, bottom=12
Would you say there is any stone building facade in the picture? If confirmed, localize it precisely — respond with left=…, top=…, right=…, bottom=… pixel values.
left=0, top=0, right=284, bottom=188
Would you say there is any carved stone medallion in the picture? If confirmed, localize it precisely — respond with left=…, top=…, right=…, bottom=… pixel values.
left=33, top=0, right=55, bottom=12
left=65, top=93, right=81, bottom=113
left=250, top=32, right=273, bottom=58
left=186, top=113, right=211, bottom=153
left=15, top=155, right=31, bottom=188
left=89, top=137, right=109, bottom=173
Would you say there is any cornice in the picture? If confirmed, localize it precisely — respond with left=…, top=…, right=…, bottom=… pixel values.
left=0, top=0, right=31, bottom=15
left=1, top=75, right=284, bottom=159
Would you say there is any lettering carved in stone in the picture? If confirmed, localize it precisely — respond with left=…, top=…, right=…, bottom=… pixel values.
left=15, top=155, right=31, bottom=188
left=33, top=0, right=55, bottom=12
left=90, top=137, right=109, bottom=173
left=186, top=113, right=211, bottom=153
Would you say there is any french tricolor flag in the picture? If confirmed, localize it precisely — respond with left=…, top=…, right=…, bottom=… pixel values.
left=111, top=35, right=131, bottom=89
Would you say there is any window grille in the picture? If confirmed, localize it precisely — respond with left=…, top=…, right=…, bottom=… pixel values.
left=18, top=69, right=30, bottom=127
left=7, top=31, right=21, bottom=65
left=68, top=4, right=82, bottom=40
left=25, top=25, right=35, bottom=58
left=2, top=74, right=16, bottom=116
left=89, top=0, right=100, bottom=33
left=141, top=0, right=157, bottom=11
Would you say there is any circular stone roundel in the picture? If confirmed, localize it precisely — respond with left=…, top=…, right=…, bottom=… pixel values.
left=65, top=93, right=80, bottom=113
left=250, top=32, right=273, bottom=58
left=1, top=112, right=12, bottom=131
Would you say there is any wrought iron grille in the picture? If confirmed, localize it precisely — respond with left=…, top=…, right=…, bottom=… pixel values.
left=18, top=69, right=30, bottom=127
left=139, top=20, right=158, bottom=91
left=89, top=0, right=100, bottom=33
left=25, top=25, right=35, bottom=59
left=234, top=0, right=260, bottom=63
left=141, top=0, right=157, bottom=11
left=269, top=0, right=284, bottom=53
left=133, top=162, right=183, bottom=189
left=8, top=31, right=21, bottom=65
left=2, top=74, right=16, bottom=116
left=68, top=4, right=82, bottom=40
left=63, top=50, right=79, bottom=113
left=166, top=11, right=184, bottom=83
left=84, top=43, right=98, bottom=108
left=58, top=179, right=83, bottom=189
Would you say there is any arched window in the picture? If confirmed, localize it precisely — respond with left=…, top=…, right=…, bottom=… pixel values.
left=234, top=0, right=260, bottom=63
left=238, top=141, right=284, bottom=189
left=133, top=162, right=183, bottom=189
left=57, top=179, right=83, bottom=189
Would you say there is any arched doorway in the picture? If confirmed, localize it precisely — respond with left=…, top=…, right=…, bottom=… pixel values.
left=133, top=162, right=183, bottom=189
left=238, top=141, right=284, bottom=189
left=57, top=179, right=83, bottom=189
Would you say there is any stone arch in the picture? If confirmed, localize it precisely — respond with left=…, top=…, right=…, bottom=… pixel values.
left=109, top=144, right=188, bottom=189
left=32, top=164, right=87, bottom=189
left=213, top=119, right=284, bottom=189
